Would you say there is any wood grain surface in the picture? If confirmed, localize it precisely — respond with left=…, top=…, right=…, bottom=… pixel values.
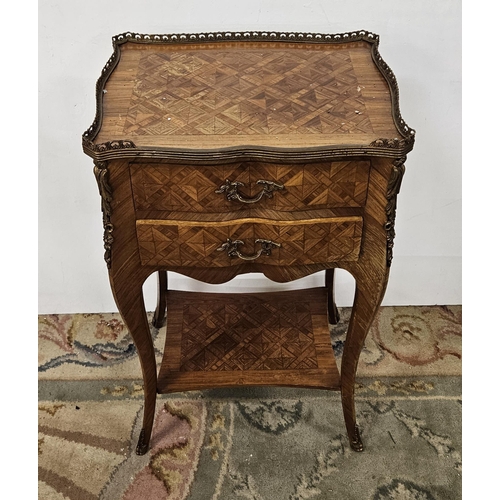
left=136, top=216, right=363, bottom=267
left=85, top=33, right=414, bottom=454
left=157, top=288, right=340, bottom=393
left=129, top=160, right=370, bottom=212
left=96, top=41, right=400, bottom=149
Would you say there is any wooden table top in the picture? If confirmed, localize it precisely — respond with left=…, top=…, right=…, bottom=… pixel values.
left=83, top=31, right=414, bottom=162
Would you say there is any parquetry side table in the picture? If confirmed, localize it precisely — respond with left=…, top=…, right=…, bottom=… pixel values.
left=82, top=30, right=415, bottom=455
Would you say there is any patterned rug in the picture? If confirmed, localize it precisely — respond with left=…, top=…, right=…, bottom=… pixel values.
left=38, top=305, right=462, bottom=500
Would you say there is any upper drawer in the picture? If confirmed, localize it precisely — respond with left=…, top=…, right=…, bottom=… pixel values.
left=129, top=161, right=370, bottom=212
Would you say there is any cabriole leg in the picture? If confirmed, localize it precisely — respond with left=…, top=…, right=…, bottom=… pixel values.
left=110, top=273, right=158, bottom=455
left=340, top=268, right=389, bottom=451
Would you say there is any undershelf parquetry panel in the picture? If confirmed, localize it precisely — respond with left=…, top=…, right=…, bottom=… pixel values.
left=157, top=288, right=340, bottom=393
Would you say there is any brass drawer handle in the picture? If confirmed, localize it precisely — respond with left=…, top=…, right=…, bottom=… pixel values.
left=215, top=179, right=284, bottom=204
left=217, top=238, right=281, bottom=261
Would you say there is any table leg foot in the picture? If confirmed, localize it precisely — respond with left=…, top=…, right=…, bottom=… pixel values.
left=135, top=390, right=156, bottom=455
left=136, top=428, right=149, bottom=455
left=348, top=425, right=364, bottom=452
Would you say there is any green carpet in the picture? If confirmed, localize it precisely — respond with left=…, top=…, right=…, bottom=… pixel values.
left=38, top=305, right=461, bottom=499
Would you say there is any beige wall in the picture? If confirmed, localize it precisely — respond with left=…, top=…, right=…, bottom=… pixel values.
left=38, top=0, right=461, bottom=313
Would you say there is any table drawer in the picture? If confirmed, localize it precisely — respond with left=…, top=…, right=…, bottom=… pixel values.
left=130, top=161, right=370, bottom=212
left=136, top=216, right=362, bottom=267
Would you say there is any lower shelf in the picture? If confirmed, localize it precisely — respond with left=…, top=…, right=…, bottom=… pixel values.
left=157, top=287, right=340, bottom=393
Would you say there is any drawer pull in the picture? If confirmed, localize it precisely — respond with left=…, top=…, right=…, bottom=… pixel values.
left=215, top=179, right=284, bottom=204
left=217, top=238, right=281, bottom=261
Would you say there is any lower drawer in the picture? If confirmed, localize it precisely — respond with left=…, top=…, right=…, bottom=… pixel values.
left=136, top=217, right=363, bottom=267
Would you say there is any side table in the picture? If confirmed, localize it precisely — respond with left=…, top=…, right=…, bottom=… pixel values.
left=82, top=30, right=415, bottom=455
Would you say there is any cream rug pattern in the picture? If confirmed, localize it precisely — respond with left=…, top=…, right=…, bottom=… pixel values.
left=38, top=305, right=461, bottom=499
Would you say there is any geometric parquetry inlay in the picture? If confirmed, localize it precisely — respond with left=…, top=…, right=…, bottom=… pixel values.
left=130, top=160, right=370, bottom=212
left=123, top=49, right=374, bottom=136
left=179, top=296, right=318, bottom=371
left=135, top=218, right=363, bottom=267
